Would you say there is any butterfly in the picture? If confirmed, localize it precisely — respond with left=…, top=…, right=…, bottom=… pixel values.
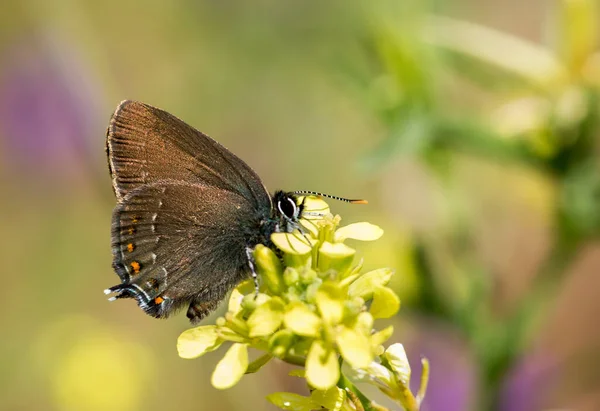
left=103, top=100, right=364, bottom=323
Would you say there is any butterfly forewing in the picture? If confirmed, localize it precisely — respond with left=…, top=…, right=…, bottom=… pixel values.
left=107, top=100, right=271, bottom=207
left=106, top=100, right=278, bottom=322
left=110, top=181, right=261, bottom=321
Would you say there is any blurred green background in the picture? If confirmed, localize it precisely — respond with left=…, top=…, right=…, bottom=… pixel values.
left=1, top=0, right=600, bottom=410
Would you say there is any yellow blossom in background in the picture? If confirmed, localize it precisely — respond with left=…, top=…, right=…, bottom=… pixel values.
left=32, top=316, right=153, bottom=411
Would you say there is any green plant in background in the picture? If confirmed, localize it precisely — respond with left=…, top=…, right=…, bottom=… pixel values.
left=177, top=197, right=429, bottom=411
left=340, top=0, right=600, bottom=408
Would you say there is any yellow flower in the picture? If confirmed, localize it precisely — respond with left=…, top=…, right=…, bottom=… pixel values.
left=176, top=197, right=428, bottom=410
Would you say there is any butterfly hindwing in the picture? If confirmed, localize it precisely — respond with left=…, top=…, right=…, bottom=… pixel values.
left=108, top=181, right=261, bottom=321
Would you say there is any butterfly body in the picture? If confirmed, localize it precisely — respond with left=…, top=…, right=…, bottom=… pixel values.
left=105, top=100, right=302, bottom=323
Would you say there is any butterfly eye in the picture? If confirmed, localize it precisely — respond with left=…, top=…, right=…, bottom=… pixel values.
left=278, top=196, right=298, bottom=220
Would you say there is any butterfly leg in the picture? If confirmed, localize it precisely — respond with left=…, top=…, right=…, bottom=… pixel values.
left=246, top=247, right=260, bottom=296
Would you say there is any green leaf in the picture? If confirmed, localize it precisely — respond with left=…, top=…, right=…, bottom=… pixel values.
left=284, top=302, right=322, bottom=337
left=334, top=222, right=384, bottom=242
left=370, top=286, right=401, bottom=319
left=254, top=244, right=284, bottom=294
left=336, top=327, right=373, bottom=369
left=177, top=325, right=223, bottom=359
left=348, top=268, right=394, bottom=300
left=385, top=343, right=411, bottom=386
left=247, top=297, right=285, bottom=337
left=316, top=282, right=345, bottom=325
left=266, top=392, right=317, bottom=411
left=310, top=386, right=346, bottom=411
left=306, top=340, right=339, bottom=390
left=317, top=242, right=356, bottom=274
left=211, top=343, right=248, bottom=389
left=245, top=353, right=273, bottom=374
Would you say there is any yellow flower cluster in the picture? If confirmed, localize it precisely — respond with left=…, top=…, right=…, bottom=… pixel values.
left=177, top=197, right=428, bottom=411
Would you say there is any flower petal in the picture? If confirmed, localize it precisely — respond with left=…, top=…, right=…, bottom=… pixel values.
left=272, top=232, right=313, bottom=255
left=371, top=325, right=394, bottom=348
left=348, top=268, right=394, bottom=299
left=336, top=327, right=373, bottom=369
left=227, top=288, right=245, bottom=314
left=299, top=196, right=331, bottom=236
left=284, top=302, right=322, bottom=337
left=346, top=361, right=394, bottom=388
left=316, top=282, right=345, bottom=325
left=300, top=196, right=330, bottom=218
left=354, top=311, right=374, bottom=335
left=177, top=325, right=223, bottom=359
left=370, top=286, right=401, bottom=319
left=211, top=343, right=248, bottom=389
left=318, top=242, right=356, bottom=274
left=306, top=340, right=339, bottom=390
left=385, top=343, right=411, bottom=386
left=247, top=297, right=285, bottom=337
left=334, top=222, right=383, bottom=242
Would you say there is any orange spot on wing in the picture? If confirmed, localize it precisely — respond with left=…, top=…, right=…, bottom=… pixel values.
left=128, top=227, right=135, bottom=235
left=132, top=217, right=139, bottom=223
left=154, top=296, right=164, bottom=304
left=130, top=261, right=141, bottom=274
left=127, top=243, right=134, bottom=252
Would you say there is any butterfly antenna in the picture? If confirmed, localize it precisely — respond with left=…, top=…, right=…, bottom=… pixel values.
left=293, top=191, right=368, bottom=204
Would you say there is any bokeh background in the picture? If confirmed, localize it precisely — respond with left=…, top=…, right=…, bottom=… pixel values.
left=1, top=1, right=599, bottom=410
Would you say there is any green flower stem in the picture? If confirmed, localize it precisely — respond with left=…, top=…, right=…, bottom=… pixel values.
left=336, top=368, right=373, bottom=411
left=280, top=354, right=307, bottom=367
left=395, top=386, right=418, bottom=411
left=224, top=313, right=250, bottom=337
left=478, top=237, right=581, bottom=409
left=344, top=390, right=366, bottom=411
left=217, top=329, right=249, bottom=344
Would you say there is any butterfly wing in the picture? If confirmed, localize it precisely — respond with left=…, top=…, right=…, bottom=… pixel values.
left=107, top=181, right=260, bottom=322
left=106, top=100, right=271, bottom=208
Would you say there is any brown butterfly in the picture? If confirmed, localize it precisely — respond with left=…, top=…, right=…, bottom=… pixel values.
left=104, top=100, right=364, bottom=323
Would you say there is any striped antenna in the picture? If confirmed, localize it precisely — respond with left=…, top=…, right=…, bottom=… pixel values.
left=293, top=190, right=368, bottom=204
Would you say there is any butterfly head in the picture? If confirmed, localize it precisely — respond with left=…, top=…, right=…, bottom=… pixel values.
left=273, top=190, right=303, bottom=233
